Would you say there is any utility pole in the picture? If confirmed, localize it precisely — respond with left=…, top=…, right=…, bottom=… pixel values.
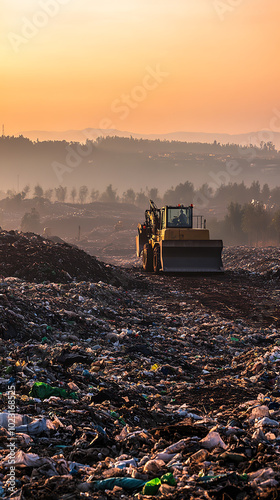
left=2, top=125, right=4, bottom=137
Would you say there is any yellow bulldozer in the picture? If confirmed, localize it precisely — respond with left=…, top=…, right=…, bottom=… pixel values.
left=136, top=200, right=223, bottom=273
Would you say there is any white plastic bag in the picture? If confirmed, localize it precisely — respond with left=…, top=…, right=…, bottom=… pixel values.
left=200, top=431, right=227, bottom=450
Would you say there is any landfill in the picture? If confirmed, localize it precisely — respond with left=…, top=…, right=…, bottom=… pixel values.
left=0, top=230, right=279, bottom=498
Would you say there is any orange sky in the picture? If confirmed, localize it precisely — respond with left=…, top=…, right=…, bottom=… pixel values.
left=1, top=0, right=280, bottom=136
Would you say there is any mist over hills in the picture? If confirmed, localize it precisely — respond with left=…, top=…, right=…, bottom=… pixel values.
left=1, top=134, right=279, bottom=195
left=21, top=128, right=280, bottom=149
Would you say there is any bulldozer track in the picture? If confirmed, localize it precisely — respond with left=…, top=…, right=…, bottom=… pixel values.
left=135, top=270, right=280, bottom=329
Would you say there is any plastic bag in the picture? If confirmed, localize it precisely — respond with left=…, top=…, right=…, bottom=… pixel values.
left=93, top=477, right=146, bottom=491
left=142, top=477, right=161, bottom=495
left=200, top=431, right=227, bottom=450
left=29, top=382, right=77, bottom=400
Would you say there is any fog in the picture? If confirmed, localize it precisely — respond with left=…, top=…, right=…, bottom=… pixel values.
left=1, top=136, right=279, bottom=196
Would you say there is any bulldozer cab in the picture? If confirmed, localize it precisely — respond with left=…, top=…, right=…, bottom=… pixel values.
left=164, top=206, right=192, bottom=228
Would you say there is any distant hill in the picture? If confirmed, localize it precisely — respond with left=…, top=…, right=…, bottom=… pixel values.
left=20, top=128, right=280, bottom=149
left=1, top=135, right=279, bottom=194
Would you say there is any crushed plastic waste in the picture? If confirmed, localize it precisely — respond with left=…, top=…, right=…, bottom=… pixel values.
left=0, top=235, right=278, bottom=498
left=29, top=381, right=78, bottom=400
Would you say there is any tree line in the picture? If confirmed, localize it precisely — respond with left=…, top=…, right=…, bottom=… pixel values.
left=4, top=179, right=280, bottom=245
left=1, top=134, right=278, bottom=155
left=19, top=199, right=280, bottom=245
left=214, top=202, right=280, bottom=245
left=1, top=136, right=279, bottom=197
left=4, top=179, right=280, bottom=209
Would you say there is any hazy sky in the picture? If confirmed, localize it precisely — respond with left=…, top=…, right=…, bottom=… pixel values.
left=1, top=0, right=280, bottom=135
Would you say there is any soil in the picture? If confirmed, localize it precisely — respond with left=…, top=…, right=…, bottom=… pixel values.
left=146, top=271, right=280, bottom=328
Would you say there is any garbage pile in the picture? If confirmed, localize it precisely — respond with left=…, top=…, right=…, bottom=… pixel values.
left=0, top=239, right=278, bottom=498
left=0, top=229, right=134, bottom=287
left=223, top=246, right=280, bottom=277
left=95, top=244, right=280, bottom=271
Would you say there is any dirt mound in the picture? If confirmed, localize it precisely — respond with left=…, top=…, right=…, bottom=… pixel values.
left=0, top=230, right=132, bottom=286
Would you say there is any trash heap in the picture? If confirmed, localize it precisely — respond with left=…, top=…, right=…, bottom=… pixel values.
left=0, top=237, right=278, bottom=498
left=0, top=230, right=134, bottom=287
left=223, top=246, right=280, bottom=277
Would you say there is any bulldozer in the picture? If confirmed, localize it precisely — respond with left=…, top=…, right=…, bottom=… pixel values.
left=136, top=200, right=223, bottom=273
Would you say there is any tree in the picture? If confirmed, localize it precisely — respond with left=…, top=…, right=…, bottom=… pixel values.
left=6, top=192, right=23, bottom=206
left=21, top=208, right=41, bottom=233
left=270, top=186, right=280, bottom=206
left=7, top=189, right=16, bottom=198
left=224, top=202, right=245, bottom=244
left=100, top=184, right=118, bottom=203
left=90, top=189, right=99, bottom=202
left=79, top=185, right=89, bottom=204
left=135, top=190, right=148, bottom=208
left=242, top=203, right=270, bottom=245
left=249, top=181, right=261, bottom=202
left=261, top=183, right=270, bottom=204
left=55, top=185, right=67, bottom=202
left=163, top=181, right=194, bottom=205
left=44, top=189, right=53, bottom=201
left=70, top=187, right=77, bottom=203
left=122, top=188, right=136, bottom=204
left=22, top=185, right=30, bottom=198
left=148, top=188, right=160, bottom=205
left=266, top=141, right=276, bottom=151
left=34, top=184, right=44, bottom=198
left=200, top=183, right=214, bottom=199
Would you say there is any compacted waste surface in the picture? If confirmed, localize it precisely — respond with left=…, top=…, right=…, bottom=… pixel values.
left=0, top=232, right=279, bottom=499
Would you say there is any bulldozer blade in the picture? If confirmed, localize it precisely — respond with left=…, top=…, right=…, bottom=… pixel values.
left=160, top=240, right=223, bottom=273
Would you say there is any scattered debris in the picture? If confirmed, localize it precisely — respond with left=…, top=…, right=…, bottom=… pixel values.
left=0, top=235, right=279, bottom=498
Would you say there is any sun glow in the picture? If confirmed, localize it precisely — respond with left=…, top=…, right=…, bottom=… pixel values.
left=1, top=0, right=280, bottom=135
